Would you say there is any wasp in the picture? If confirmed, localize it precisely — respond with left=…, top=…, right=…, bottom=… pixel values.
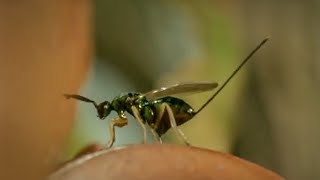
left=64, top=38, right=268, bottom=148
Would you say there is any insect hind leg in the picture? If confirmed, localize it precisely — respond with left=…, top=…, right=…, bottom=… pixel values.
left=150, top=128, right=162, bottom=144
left=163, top=103, right=191, bottom=146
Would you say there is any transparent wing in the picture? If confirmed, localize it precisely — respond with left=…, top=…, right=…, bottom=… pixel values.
left=144, top=82, right=218, bottom=100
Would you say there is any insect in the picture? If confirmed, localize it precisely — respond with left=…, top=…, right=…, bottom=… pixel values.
left=64, top=38, right=269, bottom=148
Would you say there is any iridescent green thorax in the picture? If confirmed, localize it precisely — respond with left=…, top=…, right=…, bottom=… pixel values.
left=109, top=92, right=142, bottom=118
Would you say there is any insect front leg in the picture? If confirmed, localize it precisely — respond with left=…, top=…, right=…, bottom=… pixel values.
left=163, top=103, right=191, bottom=146
left=106, top=117, right=128, bottom=148
left=131, top=106, right=148, bottom=144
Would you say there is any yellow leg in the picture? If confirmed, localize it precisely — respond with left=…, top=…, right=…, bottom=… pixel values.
left=106, top=117, right=128, bottom=148
left=163, top=103, right=191, bottom=146
left=153, top=104, right=165, bottom=130
left=131, top=106, right=147, bottom=144
left=149, top=106, right=164, bottom=143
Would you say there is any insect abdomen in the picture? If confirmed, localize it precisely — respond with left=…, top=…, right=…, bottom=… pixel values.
left=152, top=97, right=195, bottom=136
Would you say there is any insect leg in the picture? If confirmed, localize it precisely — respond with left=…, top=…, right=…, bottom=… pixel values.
left=163, top=103, right=191, bottom=146
left=147, top=105, right=165, bottom=143
left=153, top=104, right=165, bottom=130
left=131, top=106, right=148, bottom=144
left=150, top=128, right=162, bottom=144
left=106, top=117, right=128, bottom=148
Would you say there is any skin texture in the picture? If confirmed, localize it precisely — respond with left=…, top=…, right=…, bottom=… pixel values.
left=0, top=1, right=92, bottom=180
left=49, top=144, right=286, bottom=180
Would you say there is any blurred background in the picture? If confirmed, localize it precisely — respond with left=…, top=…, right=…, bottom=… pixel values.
left=1, top=1, right=319, bottom=180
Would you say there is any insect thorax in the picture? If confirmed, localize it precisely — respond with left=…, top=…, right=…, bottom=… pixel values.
left=110, top=93, right=140, bottom=114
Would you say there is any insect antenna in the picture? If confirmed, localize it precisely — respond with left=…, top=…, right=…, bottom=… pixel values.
left=194, top=38, right=269, bottom=116
left=63, top=94, right=99, bottom=108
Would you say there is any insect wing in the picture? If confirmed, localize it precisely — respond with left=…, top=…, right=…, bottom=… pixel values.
left=144, top=82, right=218, bottom=100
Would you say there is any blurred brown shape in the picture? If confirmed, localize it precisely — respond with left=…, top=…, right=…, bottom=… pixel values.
left=0, top=1, right=92, bottom=180
left=50, top=144, right=285, bottom=180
